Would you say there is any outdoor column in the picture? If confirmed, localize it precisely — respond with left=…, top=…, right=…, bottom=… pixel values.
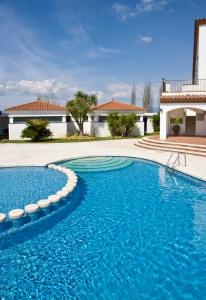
left=160, top=109, right=167, bottom=140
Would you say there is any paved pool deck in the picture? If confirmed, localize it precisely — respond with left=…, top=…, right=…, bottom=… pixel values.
left=0, top=139, right=205, bottom=181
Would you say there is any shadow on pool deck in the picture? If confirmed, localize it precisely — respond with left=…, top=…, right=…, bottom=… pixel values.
left=0, top=178, right=88, bottom=250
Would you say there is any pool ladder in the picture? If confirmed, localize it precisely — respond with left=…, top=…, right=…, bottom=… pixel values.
left=166, top=152, right=187, bottom=172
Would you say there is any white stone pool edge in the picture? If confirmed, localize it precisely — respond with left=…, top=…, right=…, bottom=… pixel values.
left=0, top=140, right=205, bottom=181
left=0, top=164, right=78, bottom=229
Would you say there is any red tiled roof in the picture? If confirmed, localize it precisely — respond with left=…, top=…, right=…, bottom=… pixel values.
left=5, top=100, right=66, bottom=111
left=94, top=100, right=145, bottom=111
left=161, top=95, right=206, bottom=103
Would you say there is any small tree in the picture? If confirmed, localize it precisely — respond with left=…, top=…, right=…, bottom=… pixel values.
left=131, top=83, right=137, bottom=105
left=121, top=113, right=137, bottom=137
left=152, top=114, right=160, bottom=132
left=66, top=91, right=97, bottom=136
left=21, top=119, right=52, bottom=142
left=107, top=113, right=122, bottom=136
left=143, top=82, right=153, bottom=112
left=108, top=113, right=137, bottom=137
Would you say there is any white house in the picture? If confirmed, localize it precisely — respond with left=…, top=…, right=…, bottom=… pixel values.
left=91, top=100, right=154, bottom=137
left=0, top=99, right=155, bottom=140
left=4, top=101, right=68, bottom=140
left=160, top=18, right=206, bottom=139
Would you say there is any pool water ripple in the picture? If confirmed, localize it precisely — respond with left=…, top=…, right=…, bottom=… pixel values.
left=0, top=167, right=67, bottom=213
left=0, top=158, right=206, bottom=299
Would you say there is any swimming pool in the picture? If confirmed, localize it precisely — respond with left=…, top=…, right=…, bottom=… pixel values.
left=0, top=167, right=67, bottom=213
left=0, top=157, right=206, bottom=299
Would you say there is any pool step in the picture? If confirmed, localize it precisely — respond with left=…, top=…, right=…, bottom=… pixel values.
left=60, top=157, right=134, bottom=172
left=135, top=137, right=206, bottom=157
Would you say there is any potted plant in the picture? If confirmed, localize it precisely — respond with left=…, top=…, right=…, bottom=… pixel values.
left=172, top=124, right=180, bottom=135
left=170, top=117, right=182, bottom=136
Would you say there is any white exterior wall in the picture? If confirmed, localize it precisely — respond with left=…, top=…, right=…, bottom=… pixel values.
left=91, top=121, right=144, bottom=137
left=196, top=113, right=206, bottom=135
left=92, top=110, right=147, bottom=137
left=146, top=117, right=154, bottom=133
left=133, top=121, right=144, bottom=136
left=160, top=103, right=206, bottom=139
left=92, top=122, right=111, bottom=137
left=7, top=110, right=67, bottom=140
left=9, top=122, right=67, bottom=140
left=5, top=109, right=155, bottom=139
left=198, top=25, right=206, bottom=79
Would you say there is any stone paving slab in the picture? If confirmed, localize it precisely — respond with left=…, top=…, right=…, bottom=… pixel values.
left=0, top=139, right=205, bottom=181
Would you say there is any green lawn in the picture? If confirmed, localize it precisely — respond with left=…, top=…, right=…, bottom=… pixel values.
left=0, top=136, right=141, bottom=143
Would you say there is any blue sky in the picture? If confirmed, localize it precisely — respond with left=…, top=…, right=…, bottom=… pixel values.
left=0, top=0, right=206, bottom=110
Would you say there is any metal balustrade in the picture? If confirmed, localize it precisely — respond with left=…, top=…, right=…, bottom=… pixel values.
left=162, top=79, right=206, bottom=93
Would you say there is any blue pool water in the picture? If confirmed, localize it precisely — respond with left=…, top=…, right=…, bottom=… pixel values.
left=0, top=158, right=206, bottom=299
left=0, top=167, right=67, bottom=212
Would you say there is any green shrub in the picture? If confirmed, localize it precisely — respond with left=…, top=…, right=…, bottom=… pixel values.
left=152, top=114, right=160, bottom=132
left=120, top=113, right=137, bottom=137
left=107, top=113, right=122, bottom=136
left=170, top=117, right=183, bottom=125
left=108, top=113, right=137, bottom=137
left=21, top=119, right=52, bottom=142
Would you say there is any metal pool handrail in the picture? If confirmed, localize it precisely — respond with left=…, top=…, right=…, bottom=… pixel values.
left=166, top=152, right=187, bottom=172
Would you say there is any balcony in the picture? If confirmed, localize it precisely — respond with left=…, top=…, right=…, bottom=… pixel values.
left=162, top=79, right=206, bottom=93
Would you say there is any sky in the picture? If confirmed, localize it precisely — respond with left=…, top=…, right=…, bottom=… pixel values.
left=0, top=0, right=206, bottom=111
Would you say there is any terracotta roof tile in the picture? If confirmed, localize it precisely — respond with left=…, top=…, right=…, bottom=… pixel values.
left=5, top=100, right=66, bottom=112
left=94, top=100, right=145, bottom=111
left=161, top=94, right=206, bottom=103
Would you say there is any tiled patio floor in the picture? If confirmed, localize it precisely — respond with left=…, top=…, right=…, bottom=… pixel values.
left=150, top=135, right=206, bottom=145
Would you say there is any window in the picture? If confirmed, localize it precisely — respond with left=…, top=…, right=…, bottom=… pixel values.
left=66, top=116, right=71, bottom=122
left=98, top=116, right=107, bottom=122
left=13, top=116, right=62, bottom=123
left=197, top=113, right=204, bottom=121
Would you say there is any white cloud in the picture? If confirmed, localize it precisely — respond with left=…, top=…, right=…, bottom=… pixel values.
left=90, top=90, right=104, bottom=100
left=112, top=4, right=135, bottom=21
left=98, top=47, right=121, bottom=55
left=138, top=36, right=153, bottom=44
left=113, top=0, right=169, bottom=20
left=85, top=46, right=121, bottom=59
left=107, top=81, right=133, bottom=98
left=1, top=79, right=78, bottom=97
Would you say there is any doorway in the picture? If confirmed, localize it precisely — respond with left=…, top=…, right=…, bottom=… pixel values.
left=143, top=117, right=147, bottom=134
left=186, top=116, right=196, bottom=135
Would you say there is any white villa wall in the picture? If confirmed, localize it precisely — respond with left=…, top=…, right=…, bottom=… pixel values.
left=9, top=122, right=67, bottom=140
left=146, top=117, right=154, bottom=133
left=7, top=110, right=68, bottom=140
left=92, top=122, right=111, bottom=137
left=196, top=114, right=206, bottom=135
left=198, top=25, right=206, bottom=79
left=4, top=109, right=155, bottom=139
left=91, top=121, right=144, bottom=137
left=133, top=121, right=144, bottom=136
left=160, top=103, right=206, bottom=139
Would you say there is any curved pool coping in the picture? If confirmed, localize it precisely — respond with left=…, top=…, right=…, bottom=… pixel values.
left=0, top=155, right=205, bottom=183
left=0, top=164, right=79, bottom=230
left=51, top=155, right=206, bottom=183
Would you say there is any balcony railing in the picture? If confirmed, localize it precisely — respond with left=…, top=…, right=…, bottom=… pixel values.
left=162, top=79, right=206, bottom=93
